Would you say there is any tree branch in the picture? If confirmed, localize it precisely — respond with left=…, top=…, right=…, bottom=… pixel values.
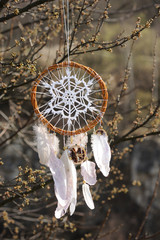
left=112, top=104, right=160, bottom=146
left=0, top=0, right=54, bottom=23
left=114, top=130, right=160, bottom=145
left=0, top=0, right=9, bottom=10
left=0, top=178, right=53, bottom=207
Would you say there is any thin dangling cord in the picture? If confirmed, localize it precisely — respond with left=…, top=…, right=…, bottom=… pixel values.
left=62, top=0, right=70, bottom=63
left=62, top=0, right=70, bottom=146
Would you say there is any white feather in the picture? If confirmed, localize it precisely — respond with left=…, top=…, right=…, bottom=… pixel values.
left=54, top=150, right=77, bottom=218
left=91, top=131, right=111, bottom=177
left=55, top=203, right=66, bottom=219
left=61, top=150, right=77, bottom=216
left=67, top=133, right=88, bottom=148
left=82, top=183, right=94, bottom=210
left=48, top=147, right=67, bottom=207
left=68, top=158, right=77, bottom=216
left=81, top=160, right=97, bottom=185
left=34, top=124, right=59, bottom=166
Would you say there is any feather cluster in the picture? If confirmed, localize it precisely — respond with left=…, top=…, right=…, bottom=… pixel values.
left=34, top=124, right=111, bottom=218
left=34, top=125, right=59, bottom=165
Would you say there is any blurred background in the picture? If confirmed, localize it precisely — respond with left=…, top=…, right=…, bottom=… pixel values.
left=0, top=0, right=160, bottom=239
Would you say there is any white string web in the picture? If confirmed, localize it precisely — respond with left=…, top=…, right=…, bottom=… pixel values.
left=34, top=65, right=106, bottom=133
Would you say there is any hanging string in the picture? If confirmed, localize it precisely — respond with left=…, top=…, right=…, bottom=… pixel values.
left=62, top=0, right=70, bottom=141
left=62, top=0, right=70, bottom=63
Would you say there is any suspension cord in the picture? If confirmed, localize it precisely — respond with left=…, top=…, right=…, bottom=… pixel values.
left=62, top=0, right=70, bottom=63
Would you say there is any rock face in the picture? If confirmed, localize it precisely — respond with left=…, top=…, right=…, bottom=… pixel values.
left=0, top=138, right=38, bottom=181
left=130, top=137, right=160, bottom=209
left=130, top=137, right=160, bottom=234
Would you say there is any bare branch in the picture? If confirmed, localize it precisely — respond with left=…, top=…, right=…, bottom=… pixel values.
left=0, top=0, right=54, bottom=23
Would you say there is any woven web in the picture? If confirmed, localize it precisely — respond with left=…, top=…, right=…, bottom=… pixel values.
left=34, top=65, right=106, bottom=132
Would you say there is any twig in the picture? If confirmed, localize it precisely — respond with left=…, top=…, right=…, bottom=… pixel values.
left=0, top=78, right=35, bottom=94
left=98, top=224, right=123, bottom=239
left=0, top=113, right=34, bottom=147
left=0, top=178, right=53, bottom=207
left=94, top=208, right=111, bottom=240
left=112, top=130, right=160, bottom=146
left=139, top=231, right=160, bottom=240
left=113, top=40, right=134, bottom=116
left=0, top=0, right=53, bottom=22
left=112, top=104, right=160, bottom=146
left=0, top=0, right=9, bottom=10
left=135, top=169, right=160, bottom=240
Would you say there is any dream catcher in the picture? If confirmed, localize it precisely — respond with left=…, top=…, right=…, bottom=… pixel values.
left=31, top=0, right=111, bottom=219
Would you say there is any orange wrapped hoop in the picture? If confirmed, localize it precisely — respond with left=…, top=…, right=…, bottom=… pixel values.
left=31, top=61, right=108, bottom=135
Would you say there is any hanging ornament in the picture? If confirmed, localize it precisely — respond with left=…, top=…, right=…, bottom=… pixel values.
left=31, top=0, right=111, bottom=218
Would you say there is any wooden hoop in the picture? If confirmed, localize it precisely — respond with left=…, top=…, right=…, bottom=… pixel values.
left=31, top=61, right=108, bottom=136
